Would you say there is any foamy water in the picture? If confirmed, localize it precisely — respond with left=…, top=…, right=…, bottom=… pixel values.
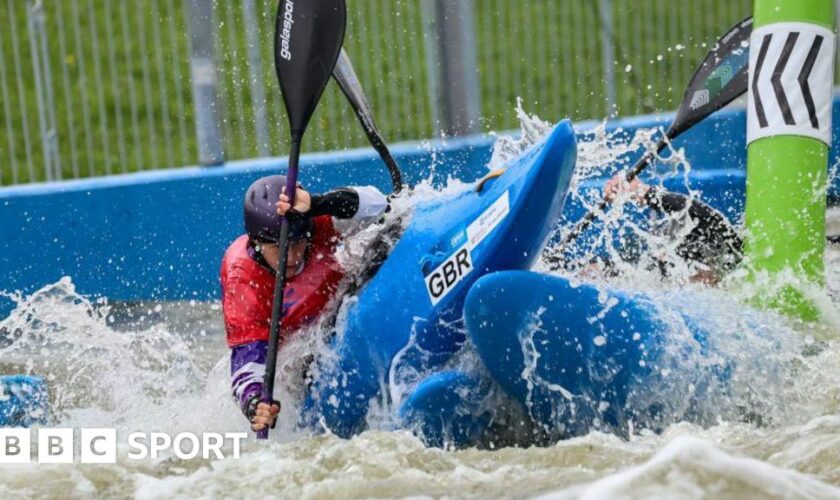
left=1, top=108, right=839, bottom=499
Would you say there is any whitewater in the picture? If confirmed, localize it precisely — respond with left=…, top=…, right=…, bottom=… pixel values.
left=1, top=107, right=839, bottom=499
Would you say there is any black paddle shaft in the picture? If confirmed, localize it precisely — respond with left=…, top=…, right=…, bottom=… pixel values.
left=557, top=136, right=671, bottom=246
left=259, top=0, right=346, bottom=440
left=548, top=16, right=753, bottom=261
left=333, top=49, right=404, bottom=193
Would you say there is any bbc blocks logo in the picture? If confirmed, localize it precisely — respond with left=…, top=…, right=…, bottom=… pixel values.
left=0, top=429, right=248, bottom=464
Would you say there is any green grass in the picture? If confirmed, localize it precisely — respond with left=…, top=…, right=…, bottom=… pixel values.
left=0, top=0, right=754, bottom=185
left=476, top=0, right=755, bottom=129
left=0, top=0, right=197, bottom=184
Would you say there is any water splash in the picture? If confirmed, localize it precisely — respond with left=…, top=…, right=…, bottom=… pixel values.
left=0, top=103, right=839, bottom=497
left=0, top=278, right=239, bottom=436
left=466, top=104, right=839, bottom=448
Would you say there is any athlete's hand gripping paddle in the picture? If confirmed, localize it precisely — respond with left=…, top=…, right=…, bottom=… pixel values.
left=259, top=0, right=346, bottom=440
left=547, top=17, right=753, bottom=264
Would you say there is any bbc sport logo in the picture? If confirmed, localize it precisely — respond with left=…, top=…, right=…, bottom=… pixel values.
left=0, top=428, right=248, bottom=464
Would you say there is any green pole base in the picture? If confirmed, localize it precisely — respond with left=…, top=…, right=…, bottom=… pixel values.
left=745, top=283, right=822, bottom=323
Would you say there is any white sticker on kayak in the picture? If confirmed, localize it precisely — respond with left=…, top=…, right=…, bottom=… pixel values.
left=424, top=244, right=473, bottom=306
left=467, top=190, right=510, bottom=249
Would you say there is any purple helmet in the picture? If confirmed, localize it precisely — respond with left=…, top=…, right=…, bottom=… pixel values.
left=244, top=175, right=314, bottom=243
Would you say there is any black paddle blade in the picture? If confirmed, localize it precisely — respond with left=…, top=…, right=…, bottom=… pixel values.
left=274, top=0, right=346, bottom=137
left=334, top=49, right=404, bottom=192
left=671, top=17, right=753, bottom=136
left=334, top=49, right=378, bottom=132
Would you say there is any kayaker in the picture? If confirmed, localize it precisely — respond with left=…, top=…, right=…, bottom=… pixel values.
left=221, top=175, right=388, bottom=432
left=602, top=173, right=743, bottom=283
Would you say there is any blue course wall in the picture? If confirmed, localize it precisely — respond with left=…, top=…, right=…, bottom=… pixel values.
left=2, top=100, right=839, bottom=317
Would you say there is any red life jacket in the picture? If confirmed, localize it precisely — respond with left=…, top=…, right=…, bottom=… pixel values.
left=221, top=216, right=345, bottom=347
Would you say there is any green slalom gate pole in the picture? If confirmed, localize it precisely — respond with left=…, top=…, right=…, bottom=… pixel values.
left=744, top=0, right=836, bottom=321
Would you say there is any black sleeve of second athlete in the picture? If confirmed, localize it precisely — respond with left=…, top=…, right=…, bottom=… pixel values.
left=643, top=187, right=744, bottom=254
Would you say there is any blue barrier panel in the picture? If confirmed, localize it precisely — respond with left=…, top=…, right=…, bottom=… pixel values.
left=0, top=136, right=494, bottom=317
left=2, top=99, right=839, bottom=317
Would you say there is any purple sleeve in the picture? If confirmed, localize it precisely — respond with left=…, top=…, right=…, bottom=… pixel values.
left=230, top=341, right=267, bottom=415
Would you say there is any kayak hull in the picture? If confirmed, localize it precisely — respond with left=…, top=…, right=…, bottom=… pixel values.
left=463, top=271, right=733, bottom=440
left=398, top=371, right=490, bottom=448
left=306, top=121, right=579, bottom=437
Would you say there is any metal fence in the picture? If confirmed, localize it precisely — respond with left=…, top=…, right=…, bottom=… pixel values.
left=1, top=0, right=765, bottom=185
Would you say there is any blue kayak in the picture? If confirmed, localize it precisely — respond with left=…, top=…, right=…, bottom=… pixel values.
left=463, top=271, right=735, bottom=441
left=306, top=120, right=578, bottom=437
left=401, top=270, right=796, bottom=448
left=398, top=370, right=490, bottom=448
left=0, top=375, right=48, bottom=427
